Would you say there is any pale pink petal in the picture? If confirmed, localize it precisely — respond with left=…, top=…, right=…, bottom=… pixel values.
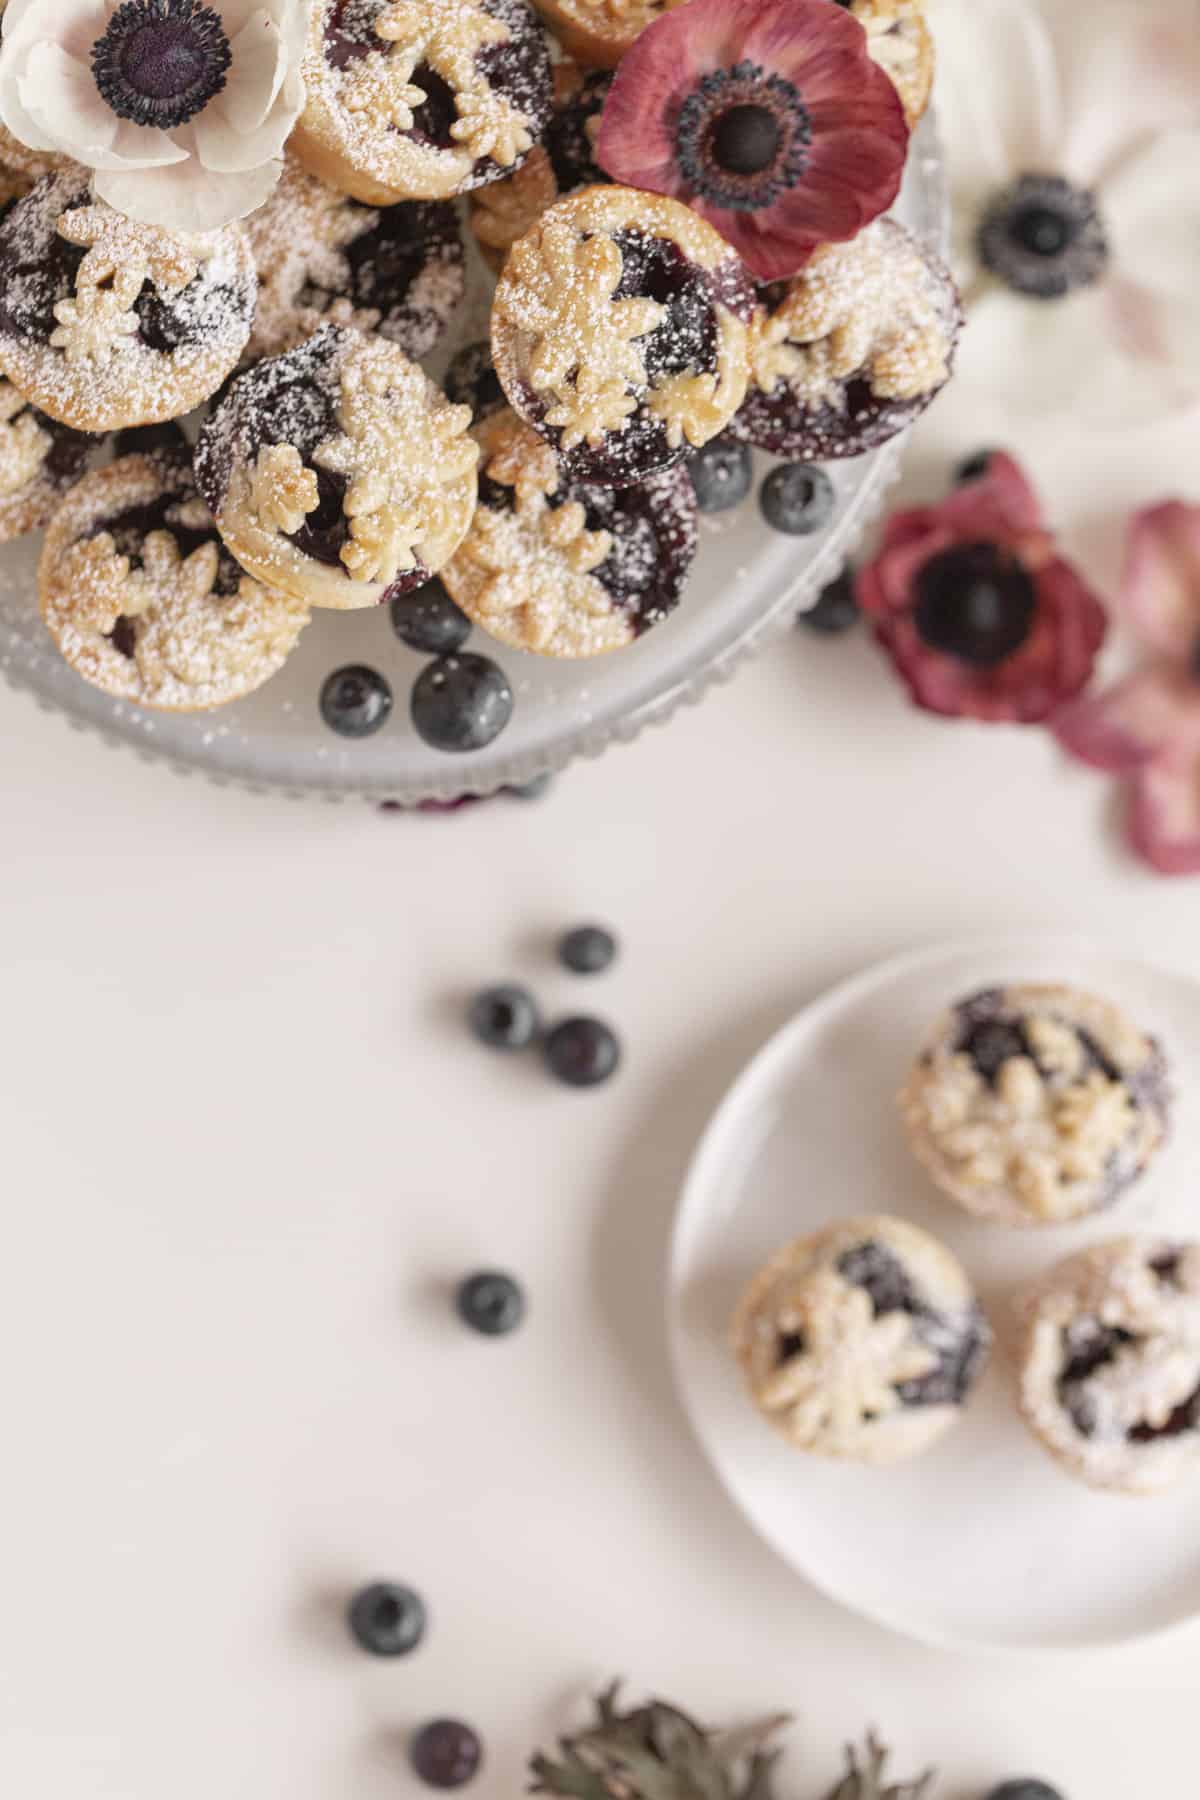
left=1122, top=501, right=1200, bottom=662
left=96, top=150, right=282, bottom=231
left=220, top=12, right=289, bottom=132
left=1056, top=0, right=1200, bottom=187
left=1130, top=752, right=1200, bottom=877
left=1100, top=133, right=1200, bottom=414
left=1054, top=667, right=1200, bottom=771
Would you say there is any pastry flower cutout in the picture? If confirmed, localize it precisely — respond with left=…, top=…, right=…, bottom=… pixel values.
left=0, top=0, right=308, bottom=231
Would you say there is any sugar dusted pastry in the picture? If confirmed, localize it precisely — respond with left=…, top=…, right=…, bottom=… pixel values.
left=245, top=158, right=464, bottom=363
left=0, top=173, right=256, bottom=432
left=195, top=323, right=479, bottom=611
left=292, top=0, right=554, bottom=205
left=529, top=0, right=684, bottom=70
left=1017, top=1238, right=1200, bottom=1494
left=442, top=407, right=697, bottom=656
left=901, top=984, right=1171, bottom=1227
left=492, top=185, right=754, bottom=487
left=732, top=1215, right=990, bottom=1465
left=39, top=454, right=309, bottom=712
left=469, top=61, right=609, bottom=270
left=849, top=0, right=935, bottom=129
left=733, top=220, right=960, bottom=460
left=0, top=376, right=91, bottom=543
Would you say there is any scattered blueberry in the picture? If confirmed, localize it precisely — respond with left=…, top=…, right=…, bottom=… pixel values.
left=799, top=569, right=859, bottom=635
left=391, top=579, right=472, bottom=655
left=457, top=1271, right=526, bottom=1337
left=760, top=463, right=835, bottom=536
left=411, top=1720, right=483, bottom=1790
left=319, top=664, right=393, bottom=738
left=544, top=1016, right=621, bottom=1088
left=469, top=984, right=539, bottom=1051
left=686, top=436, right=753, bottom=513
left=346, top=1583, right=426, bottom=1657
left=506, top=772, right=554, bottom=802
left=411, top=654, right=513, bottom=753
left=559, top=925, right=617, bottom=975
left=983, top=1784, right=1065, bottom=1800
left=955, top=449, right=999, bottom=485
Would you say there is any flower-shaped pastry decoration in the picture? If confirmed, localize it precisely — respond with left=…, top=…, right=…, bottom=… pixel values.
left=0, top=0, right=308, bottom=230
left=0, top=380, right=51, bottom=498
left=1055, top=503, right=1200, bottom=877
left=595, top=0, right=908, bottom=282
left=928, top=0, right=1200, bottom=424
left=758, top=1271, right=937, bottom=1444
left=858, top=453, right=1109, bottom=724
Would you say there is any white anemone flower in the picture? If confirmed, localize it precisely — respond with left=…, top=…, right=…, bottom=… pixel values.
left=927, top=0, right=1200, bottom=427
left=0, top=0, right=307, bottom=230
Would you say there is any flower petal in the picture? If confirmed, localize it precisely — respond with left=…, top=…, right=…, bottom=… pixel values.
left=1121, top=501, right=1200, bottom=662
left=18, top=41, right=119, bottom=161
left=1055, top=0, right=1200, bottom=187
left=1129, top=752, right=1200, bottom=877
left=96, top=150, right=283, bottom=231
left=1100, top=132, right=1200, bottom=414
left=1053, top=667, right=1196, bottom=771
left=926, top=0, right=1063, bottom=214
left=221, top=10, right=290, bottom=133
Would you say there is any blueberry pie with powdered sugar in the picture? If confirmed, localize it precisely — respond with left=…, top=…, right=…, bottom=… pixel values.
left=491, top=185, right=755, bottom=487
left=1017, top=1238, right=1200, bottom=1495
left=0, top=172, right=256, bottom=433
left=442, top=406, right=696, bottom=655
left=195, top=322, right=479, bottom=610
left=732, top=1214, right=990, bottom=1465
left=901, top=983, right=1171, bottom=1227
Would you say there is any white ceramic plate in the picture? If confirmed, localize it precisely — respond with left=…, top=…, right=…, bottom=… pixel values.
left=669, top=936, right=1200, bottom=1654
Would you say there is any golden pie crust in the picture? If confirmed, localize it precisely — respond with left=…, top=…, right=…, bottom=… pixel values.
left=851, top=0, right=935, bottom=129
left=39, top=455, right=310, bottom=712
left=0, top=175, right=256, bottom=433
left=292, top=0, right=547, bottom=204
left=491, top=184, right=751, bottom=470
left=203, top=325, right=480, bottom=611
left=529, top=0, right=686, bottom=69
left=0, top=377, right=87, bottom=543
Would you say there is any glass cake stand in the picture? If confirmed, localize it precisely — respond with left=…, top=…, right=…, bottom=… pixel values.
left=0, top=120, right=946, bottom=804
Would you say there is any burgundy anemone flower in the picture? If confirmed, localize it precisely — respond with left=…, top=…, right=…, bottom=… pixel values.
left=1055, top=503, right=1200, bottom=876
left=857, top=453, right=1108, bottom=724
left=594, top=0, right=909, bottom=283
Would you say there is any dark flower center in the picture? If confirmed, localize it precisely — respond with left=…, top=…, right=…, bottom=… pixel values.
left=978, top=173, right=1109, bottom=301
left=675, top=61, right=811, bottom=213
left=92, top=0, right=232, bottom=132
left=913, top=542, right=1038, bottom=668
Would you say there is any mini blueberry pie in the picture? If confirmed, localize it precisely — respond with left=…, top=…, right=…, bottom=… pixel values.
left=901, top=984, right=1172, bottom=1228
left=442, top=406, right=697, bottom=655
left=529, top=0, right=684, bottom=71
left=0, top=172, right=257, bottom=433
left=732, top=1214, right=990, bottom=1464
left=732, top=220, right=959, bottom=460
left=843, top=0, right=935, bottom=131
left=245, top=158, right=464, bottom=363
left=292, top=0, right=554, bottom=205
left=195, top=323, right=479, bottom=611
left=39, top=453, right=310, bottom=712
left=492, top=185, right=755, bottom=487
left=0, top=375, right=91, bottom=543
left=469, top=62, right=610, bottom=270
left=1017, top=1238, right=1200, bottom=1495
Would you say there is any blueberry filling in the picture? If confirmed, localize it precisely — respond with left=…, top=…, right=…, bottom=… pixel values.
left=85, top=493, right=241, bottom=595
left=913, top=542, right=1037, bottom=668
left=324, top=0, right=390, bottom=69
left=545, top=73, right=611, bottom=195
left=408, top=65, right=459, bottom=147
left=776, top=1330, right=807, bottom=1364
left=955, top=998, right=1123, bottom=1091
left=107, top=615, right=139, bottom=659
left=835, top=1241, right=988, bottom=1408
left=298, top=201, right=455, bottom=328
left=611, top=230, right=717, bottom=384
left=289, top=466, right=352, bottom=567
left=978, top=174, right=1109, bottom=302
left=1058, top=1319, right=1200, bottom=1443
left=92, top=0, right=232, bottom=133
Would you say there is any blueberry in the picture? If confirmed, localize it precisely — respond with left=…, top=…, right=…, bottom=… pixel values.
left=391, top=579, right=472, bottom=655
left=457, top=1271, right=526, bottom=1336
left=346, top=1583, right=426, bottom=1657
left=559, top=925, right=617, bottom=975
left=983, top=1784, right=1065, bottom=1800
left=411, top=1720, right=483, bottom=1790
left=760, top=463, right=835, bottom=536
left=799, top=569, right=859, bottom=635
left=319, top=664, right=393, bottom=738
left=469, top=984, right=539, bottom=1050
left=506, top=772, right=554, bottom=802
left=687, top=436, right=753, bottom=513
left=544, top=1017, right=621, bottom=1087
left=411, top=654, right=513, bottom=753
left=955, top=449, right=999, bottom=485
